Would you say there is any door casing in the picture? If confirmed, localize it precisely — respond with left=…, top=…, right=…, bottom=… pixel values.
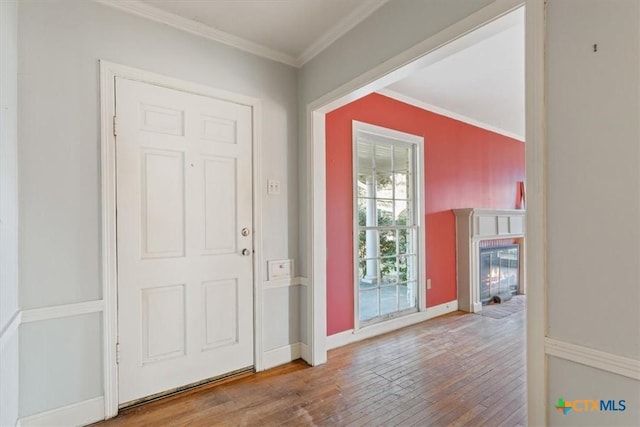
left=100, top=61, right=264, bottom=418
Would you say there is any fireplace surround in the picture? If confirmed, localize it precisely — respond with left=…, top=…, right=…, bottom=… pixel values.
left=454, top=208, right=525, bottom=313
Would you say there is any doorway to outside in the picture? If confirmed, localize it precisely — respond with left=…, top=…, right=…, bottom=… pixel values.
left=101, top=65, right=261, bottom=412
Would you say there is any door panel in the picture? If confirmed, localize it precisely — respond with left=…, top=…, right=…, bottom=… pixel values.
left=202, top=279, right=238, bottom=350
left=116, top=77, right=254, bottom=405
left=203, top=156, right=237, bottom=254
left=141, top=284, right=186, bottom=364
left=140, top=149, right=185, bottom=258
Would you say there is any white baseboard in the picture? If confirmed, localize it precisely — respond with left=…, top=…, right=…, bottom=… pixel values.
left=545, top=338, right=640, bottom=381
left=263, top=343, right=302, bottom=370
left=299, top=342, right=310, bottom=362
left=327, top=300, right=459, bottom=350
left=18, top=396, right=104, bottom=427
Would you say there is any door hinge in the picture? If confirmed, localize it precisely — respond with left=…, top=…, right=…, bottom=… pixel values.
left=116, top=342, right=121, bottom=364
left=113, top=115, right=118, bottom=137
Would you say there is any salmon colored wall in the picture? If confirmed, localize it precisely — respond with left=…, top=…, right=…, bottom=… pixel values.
left=326, top=93, right=525, bottom=336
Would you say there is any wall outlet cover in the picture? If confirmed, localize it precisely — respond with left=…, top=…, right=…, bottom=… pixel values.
left=267, top=259, right=292, bottom=280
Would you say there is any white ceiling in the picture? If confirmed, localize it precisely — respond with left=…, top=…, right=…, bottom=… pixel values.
left=98, top=1, right=524, bottom=139
left=383, top=8, right=525, bottom=140
left=102, top=0, right=388, bottom=67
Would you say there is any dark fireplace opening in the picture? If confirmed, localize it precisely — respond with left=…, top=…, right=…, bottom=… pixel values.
left=479, top=243, right=520, bottom=304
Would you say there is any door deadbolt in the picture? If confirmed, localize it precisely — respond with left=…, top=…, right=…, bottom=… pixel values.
left=241, top=249, right=251, bottom=256
left=241, top=228, right=250, bottom=236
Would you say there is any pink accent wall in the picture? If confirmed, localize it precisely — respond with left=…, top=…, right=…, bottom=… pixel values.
left=326, top=93, right=525, bottom=336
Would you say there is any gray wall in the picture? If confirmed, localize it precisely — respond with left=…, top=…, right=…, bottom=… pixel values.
left=18, top=0, right=299, bottom=417
left=20, top=313, right=103, bottom=416
left=0, top=0, right=20, bottom=425
left=547, top=0, right=640, bottom=424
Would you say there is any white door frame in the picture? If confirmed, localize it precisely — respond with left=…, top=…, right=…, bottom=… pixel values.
left=99, top=61, right=264, bottom=418
left=306, top=0, right=546, bottom=424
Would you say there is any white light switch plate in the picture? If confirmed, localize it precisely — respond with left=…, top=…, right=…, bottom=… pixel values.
left=267, top=179, right=281, bottom=195
left=268, top=259, right=292, bottom=280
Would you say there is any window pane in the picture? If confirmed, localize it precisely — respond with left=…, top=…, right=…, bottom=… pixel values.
left=396, top=201, right=413, bottom=226
left=399, top=282, right=417, bottom=311
left=358, top=198, right=374, bottom=227
left=394, top=200, right=410, bottom=225
left=376, top=199, right=393, bottom=226
left=359, top=229, right=378, bottom=260
left=379, top=230, right=396, bottom=258
left=394, top=145, right=411, bottom=172
left=359, top=288, right=379, bottom=321
left=380, top=285, right=399, bottom=315
left=403, top=255, right=417, bottom=281
left=398, top=229, right=412, bottom=256
left=374, top=143, right=393, bottom=172
left=381, top=257, right=398, bottom=285
left=394, top=172, right=409, bottom=200
left=357, top=172, right=373, bottom=198
left=376, top=171, right=393, bottom=199
left=357, top=140, right=374, bottom=173
left=398, top=256, right=408, bottom=282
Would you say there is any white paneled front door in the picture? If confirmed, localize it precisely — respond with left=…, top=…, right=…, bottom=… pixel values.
left=115, top=77, right=254, bottom=405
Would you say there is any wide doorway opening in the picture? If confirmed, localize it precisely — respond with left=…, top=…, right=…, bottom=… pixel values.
left=309, top=10, right=540, bottom=421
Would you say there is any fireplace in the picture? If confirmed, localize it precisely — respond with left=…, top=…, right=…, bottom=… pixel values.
left=454, top=208, right=525, bottom=313
left=479, top=244, right=520, bottom=303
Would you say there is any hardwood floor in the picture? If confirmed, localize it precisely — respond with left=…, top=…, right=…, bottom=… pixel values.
left=97, top=308, right=526, bottom=426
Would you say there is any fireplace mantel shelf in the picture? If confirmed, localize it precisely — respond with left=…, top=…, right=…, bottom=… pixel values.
left=454, top=208, right=526, bottom=313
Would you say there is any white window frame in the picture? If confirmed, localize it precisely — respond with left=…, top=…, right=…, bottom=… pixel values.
left=352, top=121, right=426, bottom=331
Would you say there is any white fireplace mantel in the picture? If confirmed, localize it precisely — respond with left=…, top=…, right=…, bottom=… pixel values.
left=454, top=208, right=526, bottom=313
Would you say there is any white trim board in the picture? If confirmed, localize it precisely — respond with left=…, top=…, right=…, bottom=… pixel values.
left=18, top=397, right=105, bottom=427
left=545, top=338, right=640, bottom=381
left=0, top=310, right=20, bottom=354
left=263, top=276, right=309, bottom=291
left=20, top=300, right=104, bottom=324
left=94, top=0, right=389, bottom=68
left=377, top=88, right=525, bottom=142
left=263, top=343, right=302, bottom=370
left=327, top=300, right=458, bottom=350
left=523, top=1, right=546, bottom=425
left=99, top=60, right=264, bottom=418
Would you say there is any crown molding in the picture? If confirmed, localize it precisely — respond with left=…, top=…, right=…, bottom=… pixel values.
left=297, top=0, right=390, bottom=66
left=95, top=0, right=390, bottom=68
left=378, top=88, right=525, bottom=142
left=94, top=0, right=299, bottom=67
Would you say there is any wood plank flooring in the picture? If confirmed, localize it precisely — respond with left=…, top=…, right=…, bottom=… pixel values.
left=97, top=308, right=526, bottom=426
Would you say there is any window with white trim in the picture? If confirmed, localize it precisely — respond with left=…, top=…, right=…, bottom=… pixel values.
left=355, top=128, right=419, bottom=326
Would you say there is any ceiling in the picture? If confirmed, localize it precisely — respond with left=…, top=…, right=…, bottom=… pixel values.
left=99, top=1, right=524, bottom=140
left=102, top=0, right=388, bottom=67
left=382, top=8, right=525, bottom=140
